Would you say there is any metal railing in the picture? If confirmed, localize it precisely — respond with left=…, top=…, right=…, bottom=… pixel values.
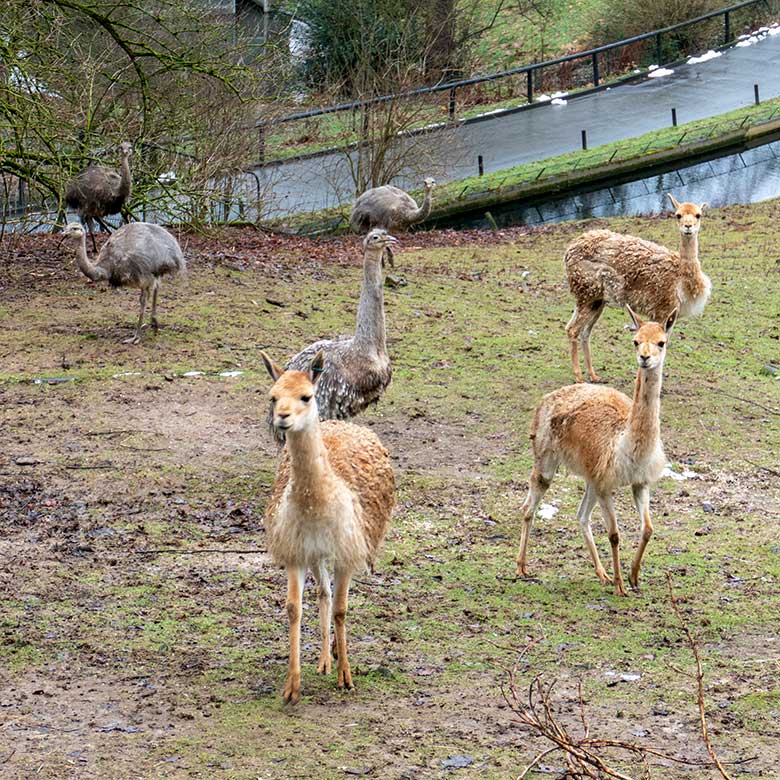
left=258, top=0, right=772, bottom=158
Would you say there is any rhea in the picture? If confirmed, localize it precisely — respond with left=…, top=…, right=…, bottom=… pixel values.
left=517, top=307, right=678, bottom=596
left=262, top=350, right=395, bottom=704
left=60, top=222, right=185, bottom=344
left=65, top=141, right=133, bottom=251
left=280, top=229, right=398, bottom=432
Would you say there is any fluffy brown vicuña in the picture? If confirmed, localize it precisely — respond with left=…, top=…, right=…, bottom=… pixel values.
left=564, top=193, right=710, bottom=383
left=517, top=307, right=677, bottom=596
left=261, top=349, right=395, bottom=704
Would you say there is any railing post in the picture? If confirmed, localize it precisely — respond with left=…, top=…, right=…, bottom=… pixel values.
left=448, top=87, right=456, bottom=121
left=581, top=129, right=587, bottom=150
left=592, top=52, right=600, bottom=87
left=478, top=155, right=484, bottom=176
left=755, top=83, right=760, bottom=105
left=724, top=10, right=731, bottom=45
left=655, top=32, right=662, bottom=65
left=671, top=107, right=677, bottom=126
left=526, top=69, right=533, bottom=104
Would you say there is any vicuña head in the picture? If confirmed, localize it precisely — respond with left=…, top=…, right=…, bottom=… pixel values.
left=667, top=193, right=706, bottom=237
left=626, top=304, right=677, bottom=372
left=261, top=349, right=324, bottom=435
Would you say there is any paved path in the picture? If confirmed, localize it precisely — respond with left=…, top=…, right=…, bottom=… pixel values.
left=255, top=31, right=780, bottom=217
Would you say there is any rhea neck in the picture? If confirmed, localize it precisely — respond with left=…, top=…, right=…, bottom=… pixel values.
left=284, top=411, right=337, bottom=504
left=627, top=362, right=663, bottom=454
left=119, top=152, right=132, bottom=197
left=71, top=234, right=107, bottom=282
left=353, top=248, right=386, bottom=353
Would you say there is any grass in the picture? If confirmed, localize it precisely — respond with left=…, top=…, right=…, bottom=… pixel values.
left=1, top=201, right=779, bottom=778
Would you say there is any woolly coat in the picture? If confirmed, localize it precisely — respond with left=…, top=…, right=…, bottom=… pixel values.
left=564, top=229, right=711, bottom=320
left=264, top=420, right=395, bottom=574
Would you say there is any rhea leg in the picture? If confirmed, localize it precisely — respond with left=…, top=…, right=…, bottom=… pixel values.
left=150, top=279, right=161, bottom=333
left=630, top=484, right=653, bottom=589
left=283, top=567, right=305, bottom=704
left=124, top=288, right=148, bottom=344
left=577, top=484, right=610, bottom=584
left=84, top=217, right=98, bottom=252
left=597, top=494, right=627, bottom=596
left=580, top=302, right=606, bottom=383
left=333, top=569, right=353, bottom=690
left=95, top=216, right=114, bottom=234
left=313, top=562, right=332, bottom=674
left=566, top=302, right=603, bottom=383
left=517, top=457, right=557, bottom=576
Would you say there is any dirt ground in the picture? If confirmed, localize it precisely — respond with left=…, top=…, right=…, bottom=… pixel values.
left=1, top=207, right=779, bottom=779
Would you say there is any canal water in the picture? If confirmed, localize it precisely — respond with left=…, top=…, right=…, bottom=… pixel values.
left=442, top=140, right=780, bottom=229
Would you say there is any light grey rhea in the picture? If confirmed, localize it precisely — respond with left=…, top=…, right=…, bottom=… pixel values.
left=350, top=178, right=435, bottom=263
left=61, top=221, right=185, bottom=344
left=280, top=229, right=398, bottom=429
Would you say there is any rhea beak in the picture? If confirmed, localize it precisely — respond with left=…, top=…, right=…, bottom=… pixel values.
left=382, top=235, right=398, bottom=268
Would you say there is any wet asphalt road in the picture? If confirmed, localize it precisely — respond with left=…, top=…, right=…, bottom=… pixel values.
left=256, top=31, right=780, bottom=217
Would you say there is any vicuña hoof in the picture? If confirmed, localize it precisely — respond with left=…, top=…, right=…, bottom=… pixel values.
left=337, top=666, right=354, bottom=691
left=317, top=654, right=332, bottom=674
left=283, top=677, right=301, bottom=704
left=123, top=335, right=141, bottom=345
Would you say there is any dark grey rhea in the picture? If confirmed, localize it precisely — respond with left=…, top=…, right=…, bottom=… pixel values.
left=272, top=229, right=398, bottom=440
left=65, top=141, right=133, bottom=251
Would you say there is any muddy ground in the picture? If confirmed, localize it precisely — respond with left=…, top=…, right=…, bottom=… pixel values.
left=1, top=204, right=779, bottom=779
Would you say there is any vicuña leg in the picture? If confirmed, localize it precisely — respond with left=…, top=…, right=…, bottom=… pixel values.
left=580, top=302, right=606, bottom=383
left=517, top=460, right=556, bottom=576
left=124, top=289, right=148, bottom=344
left=313, top=562, right=332, bottom=675
left=577, top=485, right=610, bottom=585
left=598, top=494, right=627, bottom=596
left=333, top=570, right=353, bottom=691
left=283, top=567, right=305, bottom=704
left=630, top=484, right=653, bottom=589
left=566, top=302, right=603, bottom=383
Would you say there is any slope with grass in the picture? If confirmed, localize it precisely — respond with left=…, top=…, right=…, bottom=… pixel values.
left=1, top=202, right=779, bottom=778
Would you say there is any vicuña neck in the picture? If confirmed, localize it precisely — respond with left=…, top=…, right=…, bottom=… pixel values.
left=679, top=232, right=699, bottom=264
left=285, top=420, right=336, bottom=505
left=353, top=251, right=386, bottom=353
left=627, top=366, right=662, bottom=458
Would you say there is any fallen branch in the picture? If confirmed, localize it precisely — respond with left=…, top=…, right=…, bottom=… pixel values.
left=666, top=572, right=734, bottom=780
left=743, top=458, right=780, bottom=478
left=135, top=547, right=266, bottom=555
left=718, top=390, right=780, bottom=416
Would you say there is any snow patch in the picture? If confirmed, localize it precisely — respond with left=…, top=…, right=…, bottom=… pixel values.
left=687, top=50, right=722, bottom=64
left=218, top=370, right=244, bottom=378
left=538, top=502, right=559, bottom=520
left=648, top=67, right=675, bottom=78
left=182, top=371, right=204, bottom=377
left=535, top=94, right=551, bottom=103
left=112, top=372, right=142, bottom=379
left=662, top=465, right=699, bottom=481
left=157, top=171, right=177, bottom=184
left=551, top=98, right=567, bottom=106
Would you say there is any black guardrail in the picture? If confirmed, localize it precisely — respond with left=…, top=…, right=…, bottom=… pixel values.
left=257, top=0, right=770, bottom=142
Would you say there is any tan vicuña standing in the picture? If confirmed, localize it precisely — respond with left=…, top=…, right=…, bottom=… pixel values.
left=261, top=350, right=395, bottom=704
left=565, top=193, right=710, bottom=383
left=517, top=307, right=677, bottom=596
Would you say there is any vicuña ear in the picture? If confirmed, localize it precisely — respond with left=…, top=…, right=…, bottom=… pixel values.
left=625, top=305, right=643, bottom=332
left=260, top=350, right=284, bottom=382
left=664, top=308, right=679, bottom=335
left=698, top=202, right=708, bottom=212
left=309, top=350, right=326, bottom=385
left=666, top=193, right=681, bottom=211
